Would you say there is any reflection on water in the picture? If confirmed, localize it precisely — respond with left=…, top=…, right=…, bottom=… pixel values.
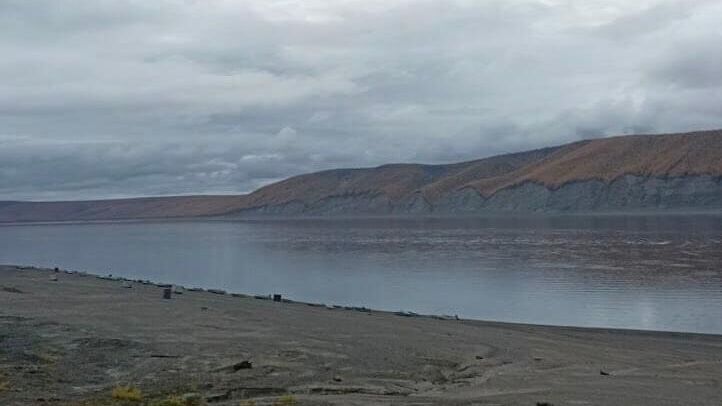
left=1, top=215, right=721, bottom=334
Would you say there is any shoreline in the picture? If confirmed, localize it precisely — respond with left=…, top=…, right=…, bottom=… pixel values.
left=2, top=265, right=721, bottom=405
left=2, top=209, right=722, bottom=227
left=5, top=264, right=720, bottom=338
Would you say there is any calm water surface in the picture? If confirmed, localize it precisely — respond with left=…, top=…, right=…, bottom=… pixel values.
left=1, top=215, right=721, bottom=334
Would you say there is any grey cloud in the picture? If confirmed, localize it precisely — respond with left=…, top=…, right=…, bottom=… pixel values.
left=648, top=41, right=722, bottom=89
left=1, top=0, right=721, bottom=200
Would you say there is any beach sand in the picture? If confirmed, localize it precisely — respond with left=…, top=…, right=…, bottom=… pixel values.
left=1, top=265, right=721, bottom=405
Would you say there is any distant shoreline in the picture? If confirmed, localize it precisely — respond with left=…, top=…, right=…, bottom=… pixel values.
left=1, top=208, right=722, bottom=227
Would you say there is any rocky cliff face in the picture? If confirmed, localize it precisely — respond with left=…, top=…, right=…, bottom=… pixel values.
left=438, top=175, right=722, bottom=213
left=233, top=175, right=722, bottom=216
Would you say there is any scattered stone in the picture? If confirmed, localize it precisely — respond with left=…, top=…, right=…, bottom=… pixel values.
left=273, top=294, right=282, bottom=302
left=208, top=289, right=226, bottom=295
left=156, top=283, right=173, bottom=288
left=49, top=275, right=58, bottom=282
left=53, top=267, right=59, bottom=272
left=422, top=365, right=447, bottom=384
left=475, top=355, right=484, bottom=360
left=201, top=306, right=208, bottom=311
left=534, top=357, right=543, bottom=361
left=122, top=281, right=132, bottom=289
left=212, top=360, right=254, bottom=373
left=254, top=295, right=270, bottom=300
left=600, top=369, right=610, bottom=376
left=149, top=354, right=181, bottom=358
left=333, top=376, right=343, bottom=382
left=1, top=286, right=23, bottom=294
left=188, top=287, right=204, bottom=292
left=232, top=360, right=253, bottom=371
left=162, top=287, right=172, bottom=299
left=395, top=311, right=419, bottom=317
left=205, top=390, right=231, bottom=402
left=35, top=397, right=61, bottom=402
left=537, top=402, right=554, bottom=406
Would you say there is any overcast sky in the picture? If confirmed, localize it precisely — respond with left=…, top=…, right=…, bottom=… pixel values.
left=2, top=0, right=721, bottom=201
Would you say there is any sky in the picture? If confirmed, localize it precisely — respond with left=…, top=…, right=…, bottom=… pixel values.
left=1, top=0, right=721, bottom=201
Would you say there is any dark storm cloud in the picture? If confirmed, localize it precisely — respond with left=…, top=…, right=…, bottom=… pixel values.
left=1, top=0, right=721, bottom=200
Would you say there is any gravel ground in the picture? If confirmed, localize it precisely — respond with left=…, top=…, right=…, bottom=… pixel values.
left=1, top=265, right=721, bottom=406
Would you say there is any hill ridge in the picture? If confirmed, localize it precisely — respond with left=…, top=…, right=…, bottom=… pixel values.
left=2, top=129, right=722, bottom=221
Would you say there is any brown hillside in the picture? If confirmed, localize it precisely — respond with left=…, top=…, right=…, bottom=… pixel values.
left=419, top=147, right=561, bottom=202
left=466, top=129, right=722, bottom=196
left=242, top=163, right=467, bottom=208
left=240, top=147, right=561, bottom=208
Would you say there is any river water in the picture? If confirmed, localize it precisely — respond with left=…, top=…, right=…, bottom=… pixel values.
left=1, top=215, right=721, bottom=334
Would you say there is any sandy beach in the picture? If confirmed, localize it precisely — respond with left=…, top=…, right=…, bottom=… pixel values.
left=1, top=265, right=721, bottom=405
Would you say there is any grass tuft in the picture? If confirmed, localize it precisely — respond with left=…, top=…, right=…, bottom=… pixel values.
left=273, top=394, right=297, bottom=406
left=149, top=394, right=202, bottom=406
left=111, top=386, right=143, bottom=402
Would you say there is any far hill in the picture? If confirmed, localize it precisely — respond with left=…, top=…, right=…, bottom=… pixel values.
left=2, top=129, right=721, bottom=222
left=0, top=196, right=247, bottom=223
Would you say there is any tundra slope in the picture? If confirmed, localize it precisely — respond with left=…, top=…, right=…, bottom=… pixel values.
left=1, top=129, right=722, bottom=222
left=235, top=129, right=722, bottom=215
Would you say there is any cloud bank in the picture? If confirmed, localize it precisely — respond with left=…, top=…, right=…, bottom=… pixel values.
left=1, top=0, right=721, bottom=200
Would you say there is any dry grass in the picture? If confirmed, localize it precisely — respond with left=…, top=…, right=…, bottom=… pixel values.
left=111, top=386, right=143, bottom=402
left=68, top=388, right=202, bottom=406
left=273, top=395, right=298, bottom=406
left=148, top=394, right=202, bottom=406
